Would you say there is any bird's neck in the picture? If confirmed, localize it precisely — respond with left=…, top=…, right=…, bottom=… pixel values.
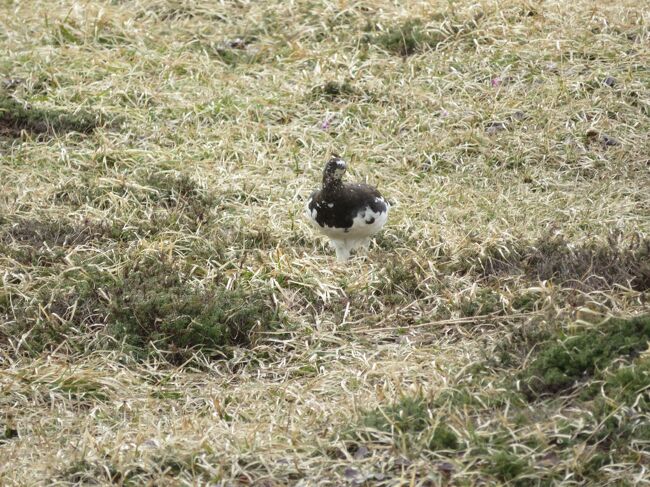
left=322, top=175, right=343, bottom=196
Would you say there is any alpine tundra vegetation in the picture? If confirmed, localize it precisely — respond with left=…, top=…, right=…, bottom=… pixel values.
left=0, top=0, right=649, bottom=485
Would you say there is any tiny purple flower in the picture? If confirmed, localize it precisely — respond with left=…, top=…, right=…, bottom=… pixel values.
left=320, top=114, right=334, bottom=130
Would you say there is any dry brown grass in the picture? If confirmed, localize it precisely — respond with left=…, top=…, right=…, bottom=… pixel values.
left=1, top=0, right=649, bottom=485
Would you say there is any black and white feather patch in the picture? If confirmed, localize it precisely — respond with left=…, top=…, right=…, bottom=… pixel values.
left=307, top=184, right=388, bottom=232
left=304, top=155, right=389, bottom=261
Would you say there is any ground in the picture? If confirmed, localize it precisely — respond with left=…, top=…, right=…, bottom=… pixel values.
left=0, top=0, right=649, bottom=485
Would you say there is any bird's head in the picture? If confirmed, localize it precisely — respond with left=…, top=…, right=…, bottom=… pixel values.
left=323, top=155, right=347, bottom=187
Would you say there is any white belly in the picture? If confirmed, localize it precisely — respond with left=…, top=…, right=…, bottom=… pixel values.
left=305, top=202, right=389, bottom=239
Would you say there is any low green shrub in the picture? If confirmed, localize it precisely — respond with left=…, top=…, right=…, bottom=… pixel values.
left=521, top=315, right=650, bottom=398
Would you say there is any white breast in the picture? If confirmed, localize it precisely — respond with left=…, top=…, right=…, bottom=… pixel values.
left=316, top=204, right=389, bottom=239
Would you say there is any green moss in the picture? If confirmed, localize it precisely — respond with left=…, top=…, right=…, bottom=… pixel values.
left=3, top=254, right=280, bottom=361
left=434, top=388, right=525, bottom=411
left=493, top=320, right=556, bottom=368
left=360, top=396, right=430, bottom=435
left=375, top=257, right=427, bottom=304
left=577, top=453, right=611, bottom=479
left=521, top=315, right=650, bottom=398
left=109, top=254, right=280, bottom=360
left=4, top=265, right=115, bottom=353
left=426, top=424, right=459, bottom=451
left=603, top=356, right=650, bottom=405
left=366, top=20, right=446, bottom=56
left=588, top=404, right=650, bottom=449
left=572, top=356, right=650, bottom=450
left=354, top=395, right=459, bottom=453
left=51, top=375, right=111, bottom=402
left=580, top=354, right=650, bottom=406
left=511, top=290, right=543, bottom=312
left=0, top=424, right=18, bottom=443
left=459, top=288, right=503, bottom=317
left=486, top=451, right=531, bottom=483
left=310, top=81, right=360, bottom=100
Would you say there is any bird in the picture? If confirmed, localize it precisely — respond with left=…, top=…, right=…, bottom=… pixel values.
left=305, top=155, right=390, bottom=261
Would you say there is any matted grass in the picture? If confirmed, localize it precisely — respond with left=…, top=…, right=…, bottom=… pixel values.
left=1, top=0, right=649, bottom=484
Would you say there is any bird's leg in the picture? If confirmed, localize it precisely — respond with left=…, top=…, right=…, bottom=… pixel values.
left=346, top=238, right=371, bottom=255
left=331, top=239, right=350, bottom=261
left=344, top=239, right=357, bottom=253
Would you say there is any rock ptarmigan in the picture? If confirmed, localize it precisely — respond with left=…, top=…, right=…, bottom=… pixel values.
left=305, top=155, right=390, bottom=261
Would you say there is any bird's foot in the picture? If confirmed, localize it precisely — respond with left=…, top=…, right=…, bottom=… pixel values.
left=331, top=240, right=351, bottom=262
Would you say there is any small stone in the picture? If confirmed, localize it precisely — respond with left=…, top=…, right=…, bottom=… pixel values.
left=486, top=121, right=507, bottom=134
left=343, top=467, right=360, bottom=479
left=537, top=452, right=560, bottom=467
left=141, top=438, right=160, bottom=449
left=393, top=457, right=411, bottom=467
left=437, top=462, right=456, bottom=475
left=509, top=111, right=528, bottom=121
left=601, top=134, right=620, bottom=146
left=353, top=445, right=370, bottom=459
left=227, top=38, right=247, bottom=49
left=603, top=76, right=617, bottom=88
left=2, top=78, right=24, bottom=91
left=586, top=129, right=620, bottom=147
